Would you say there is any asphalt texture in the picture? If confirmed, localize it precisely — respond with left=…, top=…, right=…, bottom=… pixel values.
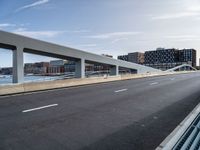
left=0, top=72, right=200, bottom=150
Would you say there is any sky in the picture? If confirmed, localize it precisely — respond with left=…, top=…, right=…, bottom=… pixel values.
left=0, top=0, right=200, bottom=67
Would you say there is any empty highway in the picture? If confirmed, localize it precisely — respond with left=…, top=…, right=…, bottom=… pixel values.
left=0, top=72, right=200, bottom=150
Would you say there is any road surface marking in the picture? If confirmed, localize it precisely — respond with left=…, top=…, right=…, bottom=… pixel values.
left=170, top=78, right=175, bottom=81
left=150, top=82, right=158, bottom=85
left=115, top=89, right=128, bottom=93
left=22, top=104, right=58, bottom=113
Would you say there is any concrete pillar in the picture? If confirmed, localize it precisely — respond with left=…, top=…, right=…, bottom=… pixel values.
left=110, top=65, right=119, bottom=76
left=13, top=46, right=24, bottom=83
left=75, top=58, right=85, bottom=78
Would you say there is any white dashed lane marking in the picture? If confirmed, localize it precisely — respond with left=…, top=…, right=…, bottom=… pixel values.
left=22, top=104, right=58, bottom=113
left=149, top=82, right=159, bottom=85
left=115, top=89, right=128, bottom=93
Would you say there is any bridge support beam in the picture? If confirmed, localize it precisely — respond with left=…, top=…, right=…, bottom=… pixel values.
left=110, top=65, right=119, bottom=76
left=75, top=58, right=85, bottom=78
left=13, top=46, right=24, bottom=83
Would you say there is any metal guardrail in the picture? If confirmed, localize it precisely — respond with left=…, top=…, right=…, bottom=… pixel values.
left=172, top=113, right=200, bottom=150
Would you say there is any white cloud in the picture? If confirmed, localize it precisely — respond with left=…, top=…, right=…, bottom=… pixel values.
left=16, top=0, right=50, bottom=12
left=3, top=24, right=90, bottom=39
left=0, top=23, right=16, bottom=28
left=152, top=12, right=200, bottom=20
left=188, top=6, right=200, bottom=12
left=151, top=0, right=200, bottom=20
left=165, top=35, right=198, bottom=39
left=150, top=0, right=200, bottom=20
left=12, top=28, right=63, bottom=38
left=68, top=30, right=90, bottom=33
left=184, top=0, right=200, bottom=11
left=165, top=35, right=200, bottom=41
left=86, top=32, right=141, bottom=39
left=111, top=38, right=128, bottom=44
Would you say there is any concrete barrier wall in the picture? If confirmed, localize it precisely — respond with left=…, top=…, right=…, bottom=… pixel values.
left=156, top=103, right=200, bottom=150
left=0, top=71, right=197, bottom=96
left=0, top=84, right=24, bottom=95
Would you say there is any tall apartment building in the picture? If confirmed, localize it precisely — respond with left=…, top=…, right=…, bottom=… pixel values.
left=128, top=52, right=144, bottom=64
left=118, top=52, right=144, bottom=64
left=118, top=55, right=128, bottom=61
left=145, top=48, right=179, bottom=64
left=118, top=48, right=196, bottom=71
left=144, top=48, right=179, bottom=70
left=179, top=49, right=196, bottom=67
left=144, top=48, right=196, bottom=70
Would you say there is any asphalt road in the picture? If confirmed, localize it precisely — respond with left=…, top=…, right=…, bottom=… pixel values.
left=0, top=72, right=200, bottom=150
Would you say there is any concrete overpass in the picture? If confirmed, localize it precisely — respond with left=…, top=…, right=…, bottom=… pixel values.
left=0, top=30, right=159, bottom=83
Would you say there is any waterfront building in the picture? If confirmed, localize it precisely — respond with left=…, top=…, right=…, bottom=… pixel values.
left=179, top=49, right=196, bottom=67
left=47, top=60, right=66, bottom=75
left=128, top=52, right=144, bottom=64
left=118, top=52, right=144, bottom=64
left=118, top=55, right=128, bottom=61
left=144, top=48, right=179, bottom=70
left=1, top=67, right=12, bottom=75
left=118, top=48, right=197, bottom=71
left=144, top=48, right=196, bottom=70
left=24, top=62, right=49, bottom=75
left=64, top=61, right=76, bottom=72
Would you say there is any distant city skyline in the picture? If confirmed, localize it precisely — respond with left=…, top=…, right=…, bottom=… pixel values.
left=0, top=0, right=200, bottom=67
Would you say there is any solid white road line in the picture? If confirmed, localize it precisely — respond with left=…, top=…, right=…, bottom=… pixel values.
left=22, top=104, right=58, bottom=113
left=115, top=89, right=128, bottom=93
left=150, top=82, right=158, bottom=85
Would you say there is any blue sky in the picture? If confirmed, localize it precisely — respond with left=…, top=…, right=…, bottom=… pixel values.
left=0, top=0, right=200, bottom=67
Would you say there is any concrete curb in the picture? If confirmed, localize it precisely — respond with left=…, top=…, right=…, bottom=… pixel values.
left=156, top=103, right=200, bottom=150
left=0, top=71, right=197, bottom=96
